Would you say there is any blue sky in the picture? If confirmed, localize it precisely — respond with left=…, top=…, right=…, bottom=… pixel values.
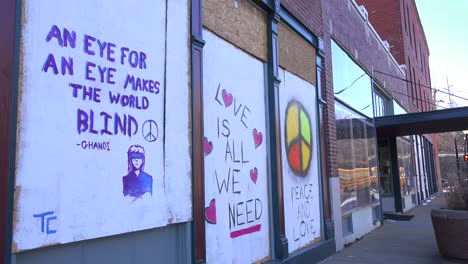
left=415, top=0, right=468, bottom=108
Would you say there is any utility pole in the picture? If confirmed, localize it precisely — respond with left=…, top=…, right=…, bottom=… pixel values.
left=447, top=75, right=456, bottom=108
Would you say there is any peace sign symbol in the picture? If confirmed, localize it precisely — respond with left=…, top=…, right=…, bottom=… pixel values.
left=142, top=120, right=158, bottom=142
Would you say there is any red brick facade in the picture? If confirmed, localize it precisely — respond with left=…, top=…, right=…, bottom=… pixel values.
left=281, top=0, right=323, bottom=36
left=356, top=0, right=433, bottom=113
left=355, top=0, right=405, bottom=64
left=356, top=0, right=439, bottom=186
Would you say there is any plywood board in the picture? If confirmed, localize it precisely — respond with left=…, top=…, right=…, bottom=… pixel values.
left=203, top=0, right=267, bottom=62
left=279, top=69, right=322, bottom=253
left=278, top=23, right=317, bottom=85
left=13, top=0, right=191, bottom=252
left=203, top=29, right=270, bottom=263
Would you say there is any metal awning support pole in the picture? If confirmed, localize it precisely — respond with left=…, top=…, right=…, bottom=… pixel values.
left=455, top=136, right=461, bottom=185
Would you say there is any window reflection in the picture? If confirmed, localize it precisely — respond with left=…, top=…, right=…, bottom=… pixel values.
left=397, top=137, right=416, bottom=208
left=353, top=118, right=370, bottom=208
left=373, top=89, right=389, bottom=117
left=332, top=40, right=373, bottom=118
left=336, top=102, right=380, bottom=215
left=367, top=125, right=379, bottom=203
left=336, top=103, right=355, bottom=213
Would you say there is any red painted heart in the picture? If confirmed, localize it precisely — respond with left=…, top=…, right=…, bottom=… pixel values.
left=250, top=167, right=258, bottom=184
left=222, top=89, right=233, bottom=107
left=205, top=198, right=217, bottom=224
left=204, top=137, right=213, bottom=156
left=253, top=129, right=263, bottom=148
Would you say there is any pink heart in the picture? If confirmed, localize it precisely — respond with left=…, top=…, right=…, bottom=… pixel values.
left=205, top=198, right=217, bottom=224
left=222, top=89, right=233, bottom=108
left=204, top=137, right=213, bottom=156
left=250, top=167, right=258, bottom=184
left=253, top=129, right=263, bottom=148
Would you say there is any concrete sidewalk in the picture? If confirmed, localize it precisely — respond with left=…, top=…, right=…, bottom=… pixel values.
left=319, top=194, right=468, bottom=264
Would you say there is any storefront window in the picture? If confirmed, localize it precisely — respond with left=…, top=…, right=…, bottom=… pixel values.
left=397, top=137, right=417, bottom=209
left=373, top=89, right=390, bottom=117
left=336, top=102, right=379, bottom=214
left=336, top=103, right=356, bottom=213
left=332, top=40, right=373, bottom=118
left=332, top=39, right=379, bottom=215
left=367, top=124, right=380, bottom=203
left=353, top=118, right=371, bottom=207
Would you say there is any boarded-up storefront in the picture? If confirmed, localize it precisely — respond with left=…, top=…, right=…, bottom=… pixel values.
left=13, top=0, right=192, bottom=252
left=202, top=0, right=270, bottom=263
left=278, top=23, right=322, bottom=253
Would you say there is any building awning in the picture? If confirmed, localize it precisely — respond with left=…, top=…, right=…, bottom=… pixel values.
left=375, top=106, right=468, bottom=137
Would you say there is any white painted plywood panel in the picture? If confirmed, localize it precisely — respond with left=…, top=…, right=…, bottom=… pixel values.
left=279, top=69, right=322, bottom=253
left=203, top=30, right=270, bottom=264
left=14, top=0, right=191, bottom=252
left=164, top=0, right=192, bottom=223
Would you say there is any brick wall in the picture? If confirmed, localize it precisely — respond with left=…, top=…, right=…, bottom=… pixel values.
left=355, top=0, right=404, bottom=64
left=281, top=0, right=323, bottom=36
left=357, top=0, right=433, bottom=114
left=405, top=0, right=432, bottom=113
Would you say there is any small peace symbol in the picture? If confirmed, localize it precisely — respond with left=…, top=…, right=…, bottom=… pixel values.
left=142, top=120, right=158, bottom=142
